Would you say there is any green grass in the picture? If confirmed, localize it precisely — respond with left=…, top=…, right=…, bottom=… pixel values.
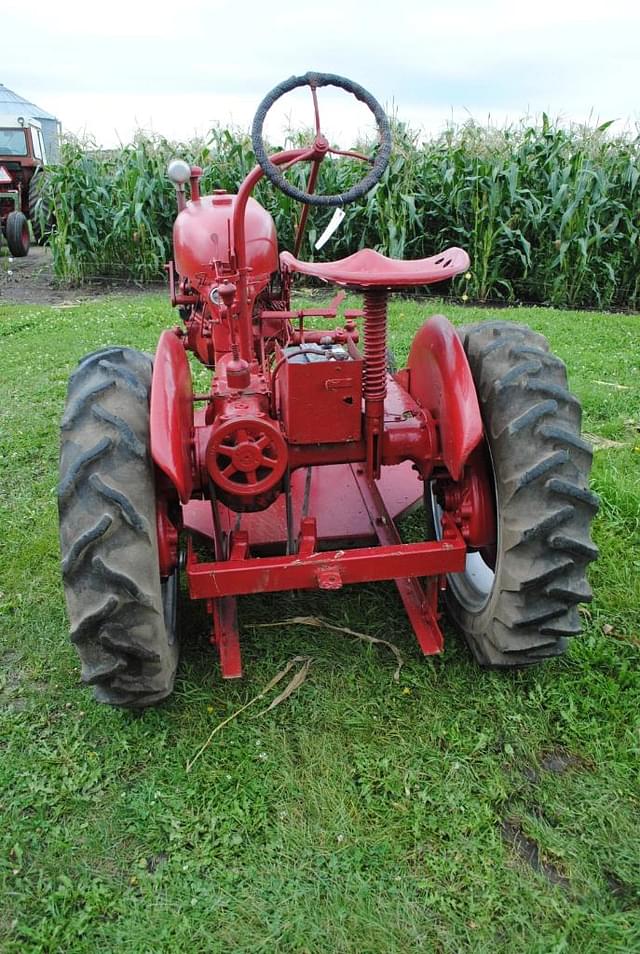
left=1, top=293, right=639, bottom=953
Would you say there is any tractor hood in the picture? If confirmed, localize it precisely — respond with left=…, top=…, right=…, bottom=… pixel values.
left=173, top=193, right=278, bottom=291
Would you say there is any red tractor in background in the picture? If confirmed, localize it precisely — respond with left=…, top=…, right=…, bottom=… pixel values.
left=58, top=74, right=598, bottom=707
left=0, top=115, right=49, bottom=257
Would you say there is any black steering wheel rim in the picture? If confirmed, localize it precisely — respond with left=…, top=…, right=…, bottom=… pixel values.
left=251, top=71, right=392, bottom=207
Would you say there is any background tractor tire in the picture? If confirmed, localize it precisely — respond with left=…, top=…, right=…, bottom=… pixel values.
left=58, top=346, right=179, bottom=707
left=6, top=210, right=30, bottom=257
left=436, top=320, right=598, bottom=667
left=29, top=168, right=52, bottom=245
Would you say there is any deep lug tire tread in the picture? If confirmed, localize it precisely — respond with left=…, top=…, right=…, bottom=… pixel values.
left=59, top=347, right=178, bottom=707
left=6, top=210, right=30, bottom=257
left=28, top=167, right=52, bottom=245
left=449, top=320, right=598, bottom=668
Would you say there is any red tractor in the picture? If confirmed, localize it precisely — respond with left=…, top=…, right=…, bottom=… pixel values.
left=0, top=115, right=49, bottom=257
left=58, top=73, right=598, bottom=707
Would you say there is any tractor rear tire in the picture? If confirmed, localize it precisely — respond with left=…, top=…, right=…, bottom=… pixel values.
left=437, top=320, right=598, bottom=667
left=29, top=168, right=52, bottom=245
left=58, top=346, right=179, bottom=707
left=6, top=210, right=30, bottom=257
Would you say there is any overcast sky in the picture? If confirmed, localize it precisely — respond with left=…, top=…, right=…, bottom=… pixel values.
left=3, top=0, right=639, bottom=147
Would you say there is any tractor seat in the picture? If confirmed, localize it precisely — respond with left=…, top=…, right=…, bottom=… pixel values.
left=280, top=246, right=470, bottom=288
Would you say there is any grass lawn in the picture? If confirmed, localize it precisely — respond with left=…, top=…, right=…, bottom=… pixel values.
left=1, top=292, right=639, bottom=953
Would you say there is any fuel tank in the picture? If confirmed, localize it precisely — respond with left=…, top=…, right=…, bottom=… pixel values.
left=173, top=192, right=278, bottom=289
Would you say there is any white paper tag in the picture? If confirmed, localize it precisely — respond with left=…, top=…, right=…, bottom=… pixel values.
left=315, top=208, right=346, bottom=250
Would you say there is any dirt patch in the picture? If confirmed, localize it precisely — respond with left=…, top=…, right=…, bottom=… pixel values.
left=0, top=247, right=164, bottom=306
left=146, top=852, right=169, bottom=873
left=1, top=247, right=65, bottom=305
left=520, top=748, right=590, bottom=784
left=605, top=870, right=638, bottom=911
left=1, top=650, right=22, bottom=668
left=529, top=804, right=560, bottom=827
left=0, top=651, right=27, bottom=712
left=0, top=695, right=28, bottom=713
left=521, top=765, right=540, bottom=784
left=0, top=652, right=49, bottom=713
left=539, top=749, right=589, bottom=775
left=501, top=818, right=571, bottom=889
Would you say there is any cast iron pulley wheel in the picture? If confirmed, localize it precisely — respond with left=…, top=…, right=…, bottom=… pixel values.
left=58, top=346, right=179, bottom=707
left=251, top=72, right=392, bottom=206
left=206, top=418, right=288, bottom=496
left=6, top=210, right=30, bottom=257
left=429, top=320, right=599, bottom=667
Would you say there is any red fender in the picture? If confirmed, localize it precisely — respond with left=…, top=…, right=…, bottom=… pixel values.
left=406, top=315, right=483, bottom=481
left=150, top=330, right=194, bottom=503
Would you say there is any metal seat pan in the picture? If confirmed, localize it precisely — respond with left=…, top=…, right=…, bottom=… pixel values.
left=280, top=246, right=470, bottom=288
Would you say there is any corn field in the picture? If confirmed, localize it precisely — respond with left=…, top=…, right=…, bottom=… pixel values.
left=39, top=118, right=640, bottom=309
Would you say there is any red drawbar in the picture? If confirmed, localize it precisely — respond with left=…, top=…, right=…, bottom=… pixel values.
left=280, top=247, right=470, bottom=288
left=187, top=531, right=465, bottom=599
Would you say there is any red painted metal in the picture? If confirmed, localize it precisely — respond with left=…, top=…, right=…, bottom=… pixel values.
left=184, top=460, right=424, bottom=553
left=189, top=166, right=203, bottom=202
left=277, top=349, right=363, bottom=444
left=192, top=382, right=435, bottom=480
left=232, top=147, right=313, bottom=361
left=187, top=525, right=466, bottom=599
left=0, top=126, right=43, bottom=233
left=280, top=246, right=470, bottom=287
left=156, top=498, right=179, bottom=577
left=205, top=369, right=271, bottom=425
left=173, top=193, right=278, bottom=299
left=351, top=465, right=444, bottom=654
left=150, top=329, right=194, bottom=503
left=206, top=417, right=288, bottom=499
left=210, top=597, right=243, bottom=679
left=382, top=375, right=434, bottom=467
left=157, top=75, right=490, bottom=681
left=293, top=158, right=320, bottom=257
left=363, top=289, right=388, bottom=478
left=406, top=315, right=483, bottom=481
left=443, top=444, right=497, bottom=551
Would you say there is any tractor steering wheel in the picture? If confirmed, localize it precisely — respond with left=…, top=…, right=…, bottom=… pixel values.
left=251, top=72, right=392, bottom=207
